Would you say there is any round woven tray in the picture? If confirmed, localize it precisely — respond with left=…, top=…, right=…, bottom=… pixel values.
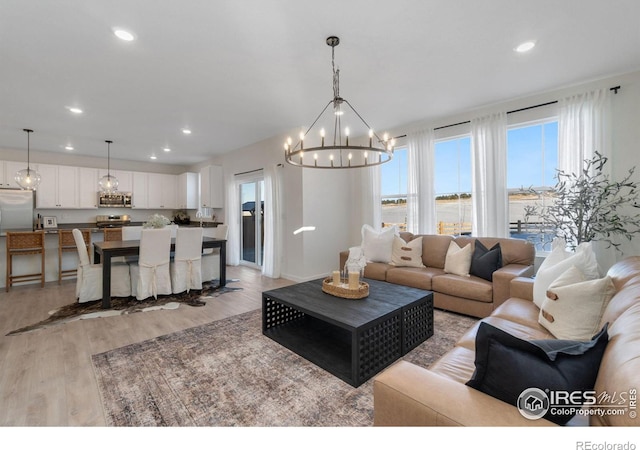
left=321, top=277, right=369, bottom=299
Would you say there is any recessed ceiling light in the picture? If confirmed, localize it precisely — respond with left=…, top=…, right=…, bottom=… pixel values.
left=150, top=155, right=157, bottom=160
left=182, top=128, right=192, bottom=135
left=65, top=145, right=74, bottom=151
left=67, top=106, right=83, bottom=114
left=163, top=147, right=171, bottom=152
left=515, top=40, right=536, bottom=53
left=113, top=28, right=135, bottom=41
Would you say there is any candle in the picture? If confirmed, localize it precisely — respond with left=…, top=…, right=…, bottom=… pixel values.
left=332, top=270, right=340, bottom=285
left=369, top=129, right=373, bottom=146
left=320, top=128, right=325, bottom=147
left=345, top=127, right=350, bottom=146
left=348, top=271, right=359, bottom=289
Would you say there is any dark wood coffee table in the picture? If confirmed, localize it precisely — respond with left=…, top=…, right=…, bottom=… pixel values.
left=262, top=278, right=433, bottom=387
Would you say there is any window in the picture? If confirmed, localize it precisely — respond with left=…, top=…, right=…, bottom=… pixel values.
left=380, top=147, right=407, bottom=230
left=507, top=120, right=558, bottom=250
left=434, top=136, right=472, bottom=235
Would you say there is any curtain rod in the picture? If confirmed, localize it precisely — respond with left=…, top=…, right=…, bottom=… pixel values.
left=430, top=85, right=621, bottom=132
left=235, top=168, right=263, bottom=176
left=234, top=163, right=282, bottom=176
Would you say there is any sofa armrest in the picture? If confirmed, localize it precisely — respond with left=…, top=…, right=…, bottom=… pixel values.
left=492, top=264, right=534, bottom=308
left=339, top=250, right=349, bottom=270
left=373, top=361, right=555, bottom=427
left=510, top=276, right=535, bottom=301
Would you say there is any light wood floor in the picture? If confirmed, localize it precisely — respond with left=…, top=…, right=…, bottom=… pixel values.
left=0, top=265, right=294, bottom=426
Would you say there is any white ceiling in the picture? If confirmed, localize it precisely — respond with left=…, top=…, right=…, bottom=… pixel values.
left=2, top=0, right=640, bottom=166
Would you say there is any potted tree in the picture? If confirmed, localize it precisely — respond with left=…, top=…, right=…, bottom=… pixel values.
left=528, top=151, right=640, bottom=251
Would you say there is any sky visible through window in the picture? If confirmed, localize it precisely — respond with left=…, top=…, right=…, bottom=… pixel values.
left=381, top=122, right=558, bottom=197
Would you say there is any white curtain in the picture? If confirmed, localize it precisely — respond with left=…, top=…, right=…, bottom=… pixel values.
left=471, top=112, right=509, bottom=237
left=262, top=164, right=283, bottom=278
left=407, top=128, right=436, bottom=234
left=361, top=164, right=381, bottom=229
left=559, top=88, right=614, bottom=269
left=225, top=178, right=240, bottom=266
left=558, top=88, right=611, bottom=176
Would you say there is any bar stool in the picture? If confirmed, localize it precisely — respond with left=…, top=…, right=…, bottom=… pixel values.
left=6, top=230, right=46, bottom=292
left=58, top=229, right=90, bottom=284
left=102, top=227, right=122, bottom=241
left=102, top=227, right=126, bottom=263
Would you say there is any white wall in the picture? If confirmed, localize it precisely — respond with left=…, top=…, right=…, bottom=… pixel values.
left=213, top=131, right=353, bottom=282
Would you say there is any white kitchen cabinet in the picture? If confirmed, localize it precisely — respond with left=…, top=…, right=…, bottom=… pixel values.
left=35, top=164, right=78, bottom=208
left=78, top=167, right=98, bottom=208
left=147, top=173, right=177, bottom=209
left=200, top=165, right=223, bottom=209
left=0, top=160, right=28, bottom=188
left=177, top=172, right=198, bottom=209
left=131, top=172, right=148, bottom=209
left=98, top=169, right=132, bottom=193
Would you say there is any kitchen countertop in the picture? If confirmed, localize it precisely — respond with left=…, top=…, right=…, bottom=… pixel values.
left=1, top=221, right=224, bottom=236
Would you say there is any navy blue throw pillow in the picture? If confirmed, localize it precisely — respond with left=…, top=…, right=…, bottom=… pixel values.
left=470, top=241, right=502, bottom=281
left=466, top=322, right=609, bottom=425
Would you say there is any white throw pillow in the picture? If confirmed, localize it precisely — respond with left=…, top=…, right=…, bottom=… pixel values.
left=360, top=224, right=397, bottom=263
left=390, top=236, right=425, bottom=268
left=538, top=265, right=615, bottom=340
left=533, top=241, right=600, bottom=308
left=443, top=241, right=472, bottom=277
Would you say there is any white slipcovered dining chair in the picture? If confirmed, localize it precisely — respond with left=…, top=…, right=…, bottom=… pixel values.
left=129, top=228, right=172, bottom=300
left=122, top=225, right=143, bottom=240
left=121, top=225, right=143, bottom=263
left=170, top=227, right=203, bottom=294
left=72, top=228, right=131, bottom=303
left=201, top=224, right=228, bottom=283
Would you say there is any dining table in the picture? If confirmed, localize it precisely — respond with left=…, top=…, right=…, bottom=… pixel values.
left=93, top=236, right=226, bottom=309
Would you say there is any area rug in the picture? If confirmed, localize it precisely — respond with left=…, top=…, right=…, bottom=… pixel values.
left=6, top=280, right=241, bottom=336
left=92, top=308, right=477, bottom=426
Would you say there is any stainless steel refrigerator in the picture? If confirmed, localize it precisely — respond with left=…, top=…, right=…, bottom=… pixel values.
left=0, top=189, right=35, bottom=234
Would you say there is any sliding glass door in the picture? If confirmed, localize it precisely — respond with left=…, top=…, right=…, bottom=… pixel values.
left=239, top=178, right=264, bottom=267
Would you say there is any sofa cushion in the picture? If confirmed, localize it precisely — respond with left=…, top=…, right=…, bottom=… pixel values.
left=491, top=297, right=541, bottom=328
left=432, top=274, right=492, bottom=303
left=444, top=241, right=472, bottom=277
left=539, top=266, right=615, bottom=341
left=533, top=241, right=600, bottom=308
left=466, top=322, right=609, bottom=425
left=593, top=302, right=640, bottom=426
left=456, top=315, right=555, bottom=351
left=390, top=236, right=425, bottom=268
left=361, top=224, right=397, bottom=263
left=455, top=236, right=534, bottom=266
left=386, top=266, right=445, bottom=291
left=363, top=262, right=391, bottom=281
left=470, top=241, right=502, bottom=281
left=428, top=346, right=477, bottom=384
left=420, top=234, right=454, bottom=269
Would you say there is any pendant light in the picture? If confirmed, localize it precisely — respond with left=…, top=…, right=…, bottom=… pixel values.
left=98, top=140, right=119, bottom=193
left=15, top=128, right=42, bottom=190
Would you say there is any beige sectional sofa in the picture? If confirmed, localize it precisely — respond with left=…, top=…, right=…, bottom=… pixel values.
left=373, top=256, right=640, bottom=426
left=340, top=232, right=536, bottom=319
